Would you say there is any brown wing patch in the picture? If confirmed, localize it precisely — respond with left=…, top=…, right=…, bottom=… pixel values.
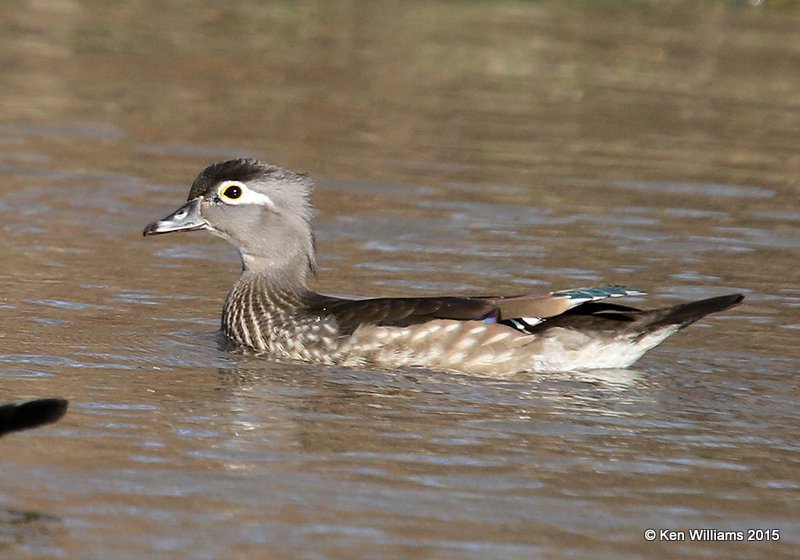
left=482, top=294, right=574, bottom=320
left=306, top=295, right=498, bottom=334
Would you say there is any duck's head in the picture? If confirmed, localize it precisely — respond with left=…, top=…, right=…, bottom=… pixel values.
left=144, top=159, right=316, bottom=278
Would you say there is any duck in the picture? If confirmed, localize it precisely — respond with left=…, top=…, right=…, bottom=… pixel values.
left=143, top=158, right=743, bottom=376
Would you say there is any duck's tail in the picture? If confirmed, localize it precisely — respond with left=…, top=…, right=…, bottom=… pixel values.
left=637, top=293, right=744, bottom=334
left=524, top=293, right=744, bottom=371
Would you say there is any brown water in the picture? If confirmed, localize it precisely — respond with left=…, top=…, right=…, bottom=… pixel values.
left=1, top=1, right=799, bottom=558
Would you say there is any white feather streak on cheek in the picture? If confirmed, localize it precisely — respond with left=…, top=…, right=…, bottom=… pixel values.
left=236, top=188, right=276, bottom=209
left=217, top=181, right=276, bottom=210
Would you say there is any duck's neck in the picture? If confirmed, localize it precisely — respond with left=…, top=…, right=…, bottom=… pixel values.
left=223, top=269, right=308, bottom=346
left=240, top=251, right=313, bottom=290
left=221, top=265, right=341, bottom=361
left=232, top=252, right=315, bottom=320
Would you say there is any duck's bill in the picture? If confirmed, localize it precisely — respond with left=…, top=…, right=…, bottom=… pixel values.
left=143, top=199, right=206, bottom=236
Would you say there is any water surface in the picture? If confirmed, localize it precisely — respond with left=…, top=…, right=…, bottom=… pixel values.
left=1, top=1, right=799, bottom=559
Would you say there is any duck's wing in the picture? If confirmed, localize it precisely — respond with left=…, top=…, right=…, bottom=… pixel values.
left=307, top=294, right=498, bottom=334
left=307, top=285, right=646, bottom=334
left=482, top=286, right=646, bottom=331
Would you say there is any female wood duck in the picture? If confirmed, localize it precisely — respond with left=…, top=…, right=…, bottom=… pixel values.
left=144, top=159, right=743, bottom=376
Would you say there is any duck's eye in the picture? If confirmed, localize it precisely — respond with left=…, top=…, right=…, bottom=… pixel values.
left=214, top=180, right=275, bottom=209
left=217, top=181, right=247, bottom=203
left=222, top=185, right=242, bottom=199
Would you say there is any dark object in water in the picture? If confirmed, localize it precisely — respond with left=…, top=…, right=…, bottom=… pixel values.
left=0, top=398, right=69, bottom=437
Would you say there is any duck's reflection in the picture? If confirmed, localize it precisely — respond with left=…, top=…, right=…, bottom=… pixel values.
left=208, top=360, right=651, bottom=460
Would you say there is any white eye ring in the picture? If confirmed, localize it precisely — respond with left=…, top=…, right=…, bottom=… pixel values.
left=216, top=180, right=275, bottom=209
